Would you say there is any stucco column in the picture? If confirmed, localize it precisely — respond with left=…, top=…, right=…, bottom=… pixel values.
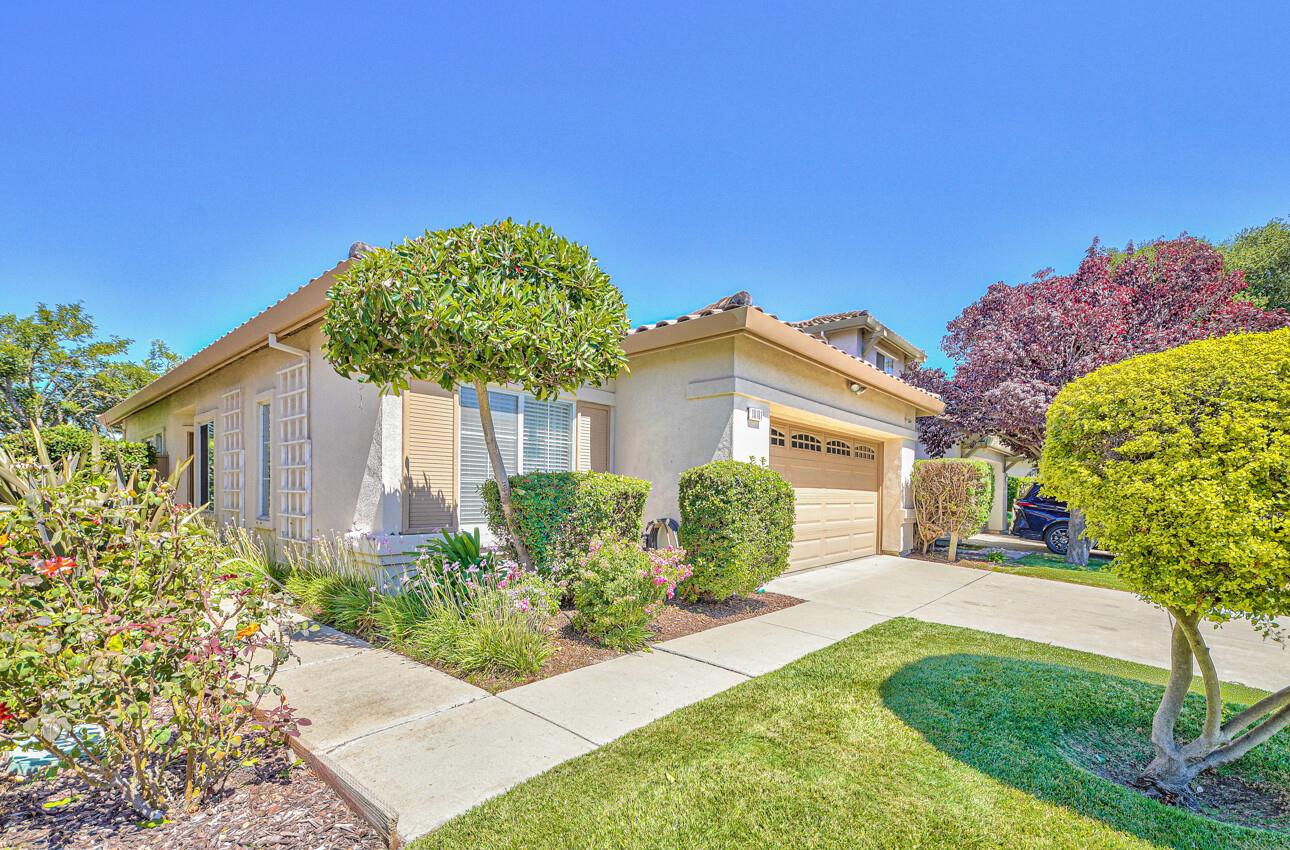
left=881, top=437, right=917, bottom=553
left=729, top=400, right=772, bottom=465
left=352, top=392, right=404, bottom=535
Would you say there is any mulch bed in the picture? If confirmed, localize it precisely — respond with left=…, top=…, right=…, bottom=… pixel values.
left=1064, top=731, right=1290, bottom=833
left=443, top=591, right=803, bottom=693
left=0, top=744, right=386, bottom=850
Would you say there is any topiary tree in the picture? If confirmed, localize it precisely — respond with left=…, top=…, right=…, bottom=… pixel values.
left=911, top=458, right=993, bottom=559
left=323, top=221, right=630, bottom=569
left=1042, top=329, right=1290, bottom=803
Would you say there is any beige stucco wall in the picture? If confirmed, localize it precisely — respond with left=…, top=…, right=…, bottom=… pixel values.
left=615, top=332, right=924, bottom=552
left=120, top=323, right=401, bottom=550
left=613, top=338, right=743, bottom=523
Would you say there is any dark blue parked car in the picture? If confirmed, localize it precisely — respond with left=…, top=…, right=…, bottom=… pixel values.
left=1011, top=483, right=1070, bottom=554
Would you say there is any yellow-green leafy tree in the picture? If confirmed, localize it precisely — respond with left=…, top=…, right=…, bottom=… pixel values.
left=1042, top=329, right=1290, bottom=803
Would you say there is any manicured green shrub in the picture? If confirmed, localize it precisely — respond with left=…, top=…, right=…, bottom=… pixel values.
left=677, top=460, right=795, bottom=600
left=1041, top=329, right=1290, bottom=795
left=483, top=471, right=650, bottom=573
left=0, top=434, right=297, bottom=820
left=1, top=424, right=153, bottom=472
left=911, top=458, right=993, bottom=559
left=569, top=540, right=692, bottom=650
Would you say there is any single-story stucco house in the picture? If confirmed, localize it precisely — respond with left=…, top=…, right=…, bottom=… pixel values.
left=102, top=244, right=945, bottom=572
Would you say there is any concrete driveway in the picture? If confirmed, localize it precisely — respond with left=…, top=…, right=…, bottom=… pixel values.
left=766, top=555, right=1286, bottom=692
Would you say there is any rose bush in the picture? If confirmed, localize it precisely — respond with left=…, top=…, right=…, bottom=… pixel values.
left=0, top=435, right=298, bottom=820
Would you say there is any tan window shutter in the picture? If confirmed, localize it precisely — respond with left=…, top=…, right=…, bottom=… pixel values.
left=404, top=388, right=457, bottom=532
left=575, top=402, right=611, bottom=472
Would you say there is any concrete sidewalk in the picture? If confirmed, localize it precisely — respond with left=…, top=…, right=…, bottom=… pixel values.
left=277, top=555, right=1288, bottom=844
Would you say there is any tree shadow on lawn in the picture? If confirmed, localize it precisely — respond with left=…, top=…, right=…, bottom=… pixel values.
left=880, top=654, right=1290, bottom=849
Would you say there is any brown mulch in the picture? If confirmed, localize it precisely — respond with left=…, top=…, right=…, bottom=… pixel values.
left=1064, top=732, right=1290, bottom=833
left=440, top=591, right=803, bottom=693
left=0, top=745, right=385, bottom=850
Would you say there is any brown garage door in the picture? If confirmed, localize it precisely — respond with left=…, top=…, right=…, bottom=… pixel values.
left=770, top=424, right=881, bottom=571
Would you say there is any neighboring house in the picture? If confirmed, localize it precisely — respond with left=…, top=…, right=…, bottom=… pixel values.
left=794, top=309, right=1033, bottom=532
left=102, top=249, right=944, bottom=572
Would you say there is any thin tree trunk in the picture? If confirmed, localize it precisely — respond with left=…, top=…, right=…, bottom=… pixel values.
left=1137, top=608, right=1290, bottom=805
left=1138, top=612, right=1201, bottom=801
left=1178, top=613, right=1226, bottom=756
left=1066, top=505, right=1091, bottom=566
left=947, top=531, right=959, bottom=562
left=473, top=381, right=534, bottom=570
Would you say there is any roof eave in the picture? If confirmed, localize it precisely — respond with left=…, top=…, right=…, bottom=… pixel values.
left=624, top=307, right=945, bottom=416
left=101, top=258, right=350, bottom=426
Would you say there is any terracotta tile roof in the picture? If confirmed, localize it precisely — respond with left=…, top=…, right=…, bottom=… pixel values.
left=628, top=291, right=780, bottom=334
left=628, top=292, right=940, bottom=402
left=788, top=309, right=870, bottom=329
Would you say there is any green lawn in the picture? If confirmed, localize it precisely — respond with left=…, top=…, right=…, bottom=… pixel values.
left=963, top=550, right=1130, bottom=591
left=412, top=619, right=1285, bottom=850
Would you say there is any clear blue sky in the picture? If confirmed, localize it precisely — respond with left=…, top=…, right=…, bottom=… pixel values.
left=3, top=2, right=1288, bottom=370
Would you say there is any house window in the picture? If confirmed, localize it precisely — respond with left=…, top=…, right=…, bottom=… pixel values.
left=790, top=433, right=821, bottom=452
left=855, top=444, right=877, bottom=461
left=258, top=402, right=272, bottom=519
left=522, top=396, right=574, bottom=473
left=770, top=428, right=785, bottom=447
left=825, top=439, right=851, bottom=456
left=144, top=432, right=165, bottom=455
left=458, top=387, right=576, bottom=526
left=875, top=351, right=896, bottom=375
left=197, top=421, right=216, bottom=509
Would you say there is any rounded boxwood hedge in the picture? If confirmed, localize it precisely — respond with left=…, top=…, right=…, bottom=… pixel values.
left=483, top=471, right=650, bottom=573
left=678, top=460, right=795, bottom=599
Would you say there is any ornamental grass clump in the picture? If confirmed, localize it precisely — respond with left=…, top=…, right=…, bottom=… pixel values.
left=401, top=560, right=561, bottom=678
left=569, top=540, right=692, bottom=650
left=1042, top=329, right=1290, bottom=804
left=0, top=432, right=299, bottom=821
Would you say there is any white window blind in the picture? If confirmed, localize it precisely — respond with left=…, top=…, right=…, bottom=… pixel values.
left=458, top=386, right=519, bottom=526
left=523, top=397, right=574, bottom=473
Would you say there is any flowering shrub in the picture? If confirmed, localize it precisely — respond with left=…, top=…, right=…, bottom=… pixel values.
left=0, top=439, right=298, bottom=820
left=570, top=540, right=692, bottom=650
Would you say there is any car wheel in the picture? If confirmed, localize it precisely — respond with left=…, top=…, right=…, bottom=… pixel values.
left=1044, top=523, right=1070, bottom=555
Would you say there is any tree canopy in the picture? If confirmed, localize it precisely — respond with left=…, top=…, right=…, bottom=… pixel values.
left=0, top=303, right=180, bottom=433
left=1040, top=329, right=1290, bottom=796
left=910, top=236, right=1290, bottom=461
left=1222, top=214, right=1290, bottom=311
left=323, top=220, right=630, bottom=398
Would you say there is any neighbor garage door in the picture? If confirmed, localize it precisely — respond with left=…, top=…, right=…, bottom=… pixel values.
left=770, top=424, right=881, bottom=571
